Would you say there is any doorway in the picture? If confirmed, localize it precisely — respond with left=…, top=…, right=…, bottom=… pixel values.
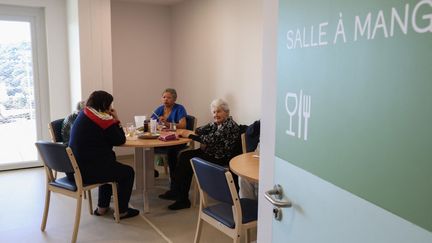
left=0, top=5, right=48, bottom=170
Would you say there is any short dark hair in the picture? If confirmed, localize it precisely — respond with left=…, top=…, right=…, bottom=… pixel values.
left=86, top=90, right=113, bottom=112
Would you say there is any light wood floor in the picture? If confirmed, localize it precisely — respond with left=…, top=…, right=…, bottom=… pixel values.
left=0, top=157, right=251, bottom=243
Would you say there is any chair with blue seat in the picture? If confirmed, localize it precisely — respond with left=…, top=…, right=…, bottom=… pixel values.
left=190, top=157, right=258, bottom=243
left=48, top=118, right=65, bottom=180
left=35, top=141, right=120, bottom=243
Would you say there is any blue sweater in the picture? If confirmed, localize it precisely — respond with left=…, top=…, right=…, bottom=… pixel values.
left=151, top=103, right=187, bottom=123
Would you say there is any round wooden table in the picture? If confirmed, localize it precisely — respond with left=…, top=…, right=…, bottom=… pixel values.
left=229, top=152, right=259, bottom=182
left=121, top=130, right=191, bottom=213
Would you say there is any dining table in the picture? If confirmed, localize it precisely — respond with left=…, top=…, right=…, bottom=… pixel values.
left=121, top=129, right=191, bottom=213
left=229, top=152, right=260, bottom=183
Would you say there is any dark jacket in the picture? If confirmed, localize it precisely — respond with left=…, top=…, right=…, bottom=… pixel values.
left=190, top=116, right=240, bottom=160
left=245, top=120, right=260, bottom=152
left=69, top=111, right=125, bottom=172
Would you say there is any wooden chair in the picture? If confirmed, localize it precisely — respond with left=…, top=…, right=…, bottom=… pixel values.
left=48, top=118, right=90, bottom=198
left=48, top=119, right=65, bottom=180
left=35, top=141, right=120, bottom=243
left=190, top=157, right=258, bottom=243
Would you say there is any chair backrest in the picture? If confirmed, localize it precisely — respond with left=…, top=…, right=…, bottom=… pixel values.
left=241, top=133, right=247, bottom=154
left=186, top=115, right=197, bottom=149
left=186, top=114, right=197, bottom=131
left=35, top=141, right=74, bottom=174
left=48, top=118, right=65, bottom=143
left=231, top=124, right=248, bottom=158
left=191, top=157, right=234, bottom=205
left=245, top=120, right=260, bottom=152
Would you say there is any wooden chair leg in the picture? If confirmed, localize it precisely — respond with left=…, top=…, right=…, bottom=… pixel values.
left=193, top=216, right=203, bottom=243
left=72, top=197, right=82, bottom=243
left=245, top=228, right=250, bottom=243
left=87, top=190, right=93, bottom=215
left=111, top=183, right=120, bottom=223
left=41, top=188, right=51, bottom=231
left=233, top=234, right=240, bottom=243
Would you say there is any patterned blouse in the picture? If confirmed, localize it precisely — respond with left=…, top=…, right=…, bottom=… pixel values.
left=191, top=116, right=240, bottom=160
left=61, top=112, right=78, bottom=144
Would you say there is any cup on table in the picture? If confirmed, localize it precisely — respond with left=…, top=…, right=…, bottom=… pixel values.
left=125, top=122, right=136, bottom=137
left=169, top=122, right=177, bottom=131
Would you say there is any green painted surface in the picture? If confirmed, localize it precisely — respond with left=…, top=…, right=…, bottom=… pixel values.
left=276, top=0, right=432, bottom=232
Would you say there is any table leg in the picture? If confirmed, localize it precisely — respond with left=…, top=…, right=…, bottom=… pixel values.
left=134, top=148, right=144, bottom=192
left=143, top=148, right=155, bottom=213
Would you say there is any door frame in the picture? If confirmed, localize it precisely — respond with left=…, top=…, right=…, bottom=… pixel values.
left=257, top=0, right=279, bottom=242
left=0, top=4, right=49, bottom=170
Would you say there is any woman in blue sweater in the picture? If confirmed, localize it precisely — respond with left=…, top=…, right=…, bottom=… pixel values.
left=69, top=90, right=139, bottom=219
left=151, top=88, right=188, bottom=191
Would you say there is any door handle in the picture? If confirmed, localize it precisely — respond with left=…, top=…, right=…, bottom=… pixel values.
left=264, top=184, right=292, bottom=208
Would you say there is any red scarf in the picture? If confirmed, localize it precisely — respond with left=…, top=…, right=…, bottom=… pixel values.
left=84, top=107, right=119, bottom=130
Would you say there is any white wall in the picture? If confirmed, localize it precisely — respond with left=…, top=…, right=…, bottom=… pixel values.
left=171, top=0, right=262, bottom=126
left=76, top=0, right=113, bottom=99
left=66, top=0, right=81, bottom=109
left=111, top=1, right=171, bottom=124
left=110, top=0, right=262, bottom=128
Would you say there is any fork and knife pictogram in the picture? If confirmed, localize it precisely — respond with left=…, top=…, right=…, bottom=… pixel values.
left=285, top=89, right=311, bottom=141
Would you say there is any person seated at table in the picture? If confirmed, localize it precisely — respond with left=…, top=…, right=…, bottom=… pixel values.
left=151, top=88, right=187, bottom=129
left=61, top=100, right=85, bottom=144
left=159, top=98, right=240, bottom=210
left=239, top=120, right=260, bottom=200
left=151, top=88, right=188, bottom=187
left=69, top=90, right=139, bottom=219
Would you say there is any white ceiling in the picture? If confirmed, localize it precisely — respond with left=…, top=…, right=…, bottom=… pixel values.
left=112, top=0, right=185, bottom=5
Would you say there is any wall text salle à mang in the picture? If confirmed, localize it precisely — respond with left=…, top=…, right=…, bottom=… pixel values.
left=285, top=0, right=432, bottom=50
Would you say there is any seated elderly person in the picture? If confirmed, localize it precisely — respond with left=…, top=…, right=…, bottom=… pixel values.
left=151, top=88, right=188, bottom=183
left=61, top=101, right=85, bottom=144
left=158, top=98, right=240, bottom=210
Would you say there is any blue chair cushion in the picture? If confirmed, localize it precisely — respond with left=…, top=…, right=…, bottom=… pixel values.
left=202, top=198, right=258, bottom=228
left=49, top=176, right=77, bottom=191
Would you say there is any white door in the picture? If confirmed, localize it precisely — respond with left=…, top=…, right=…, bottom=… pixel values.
left=257, top=1, right=432, bottom=242
left=0, top=5, right=48, bottom=170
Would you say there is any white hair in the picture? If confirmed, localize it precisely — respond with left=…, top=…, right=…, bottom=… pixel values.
left=210, top=98, right=230, bottom=114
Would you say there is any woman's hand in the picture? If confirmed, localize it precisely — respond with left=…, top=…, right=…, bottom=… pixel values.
left=159, top=116, right=168, bottom=126
left=109, top=108, right=120, bottom=121
left=177, top=129, right=194, bottom=138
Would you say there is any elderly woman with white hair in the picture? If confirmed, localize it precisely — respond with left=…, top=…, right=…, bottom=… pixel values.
left=158, top=98, right=241, bottom=210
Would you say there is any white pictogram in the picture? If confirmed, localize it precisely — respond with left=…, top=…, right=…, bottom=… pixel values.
left=285, top=90, right=311, bottom=141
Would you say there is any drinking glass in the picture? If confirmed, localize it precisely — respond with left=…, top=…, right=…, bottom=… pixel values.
left=126, top=122, right=136, bottom=137
left=169, top=122, right=177, bottom=131
left=150, top=119, right=157, bottom=134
